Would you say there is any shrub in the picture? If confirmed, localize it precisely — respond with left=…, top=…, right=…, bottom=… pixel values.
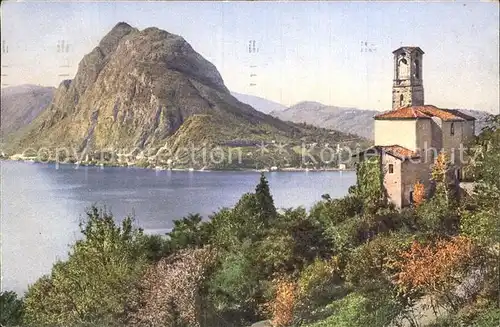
left=413, top=179, right=425, bottom=207
left=268, top=277, right=297, bottom=327
left=395, top=236, right=480, bottom=311
left=23, top=206, right=148, bottom=327
left=129, top=247, right=215, bottom=327
left=471, top=307, right=500, bottom=327
left=0, top=291, right=24, bottom=326
left=168, top=213, right=213, bottom=251
left=297, top=258, right=343, bottom=305
left=207, top=244, right=262, bottom=315
left=309, top=196, right=363, bottom=227
left=303, top=292, right=401, bottom=327
left=256, top=209, right=334, bottom=276
left=293, top=258, right=346, bottom=324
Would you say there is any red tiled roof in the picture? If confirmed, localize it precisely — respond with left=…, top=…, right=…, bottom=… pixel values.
left=374, top=105, right=470, bottom=121
left=441, top=109, right=476, bottom=121
left=354, top=145, right=420, bottom=161
left=375, top=107, right=431, bottom=119
left=378, top=145, right=419, bottom=159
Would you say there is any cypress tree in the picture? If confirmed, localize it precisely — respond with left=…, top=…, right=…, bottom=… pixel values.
left=255, top=173, right=277, bottom=225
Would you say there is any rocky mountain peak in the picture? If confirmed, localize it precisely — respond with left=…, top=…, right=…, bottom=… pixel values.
left=9, top=23, right=358, bottom=159
left=97, top=22, right=137, bottom=57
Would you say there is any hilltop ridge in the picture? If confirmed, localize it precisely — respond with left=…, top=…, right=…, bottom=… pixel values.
left=5, top=23, right=364, bottom=168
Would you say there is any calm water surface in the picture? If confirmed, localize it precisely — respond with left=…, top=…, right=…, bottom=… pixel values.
left=1, top=161, right=355, bottom=294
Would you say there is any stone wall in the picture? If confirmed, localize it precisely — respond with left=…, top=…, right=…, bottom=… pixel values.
left=429, top=117, right=443, bottom=150
left=392, top=85, right=424, bottom=110
left=415, top=118, right=432, bottom=153
left=442, top=121, right=467, bottom=169
left=392, top=48, right=425, bottom=110
left=382, top=154, right=403, bottom=208
left=401, top=160, right=432, bottom=207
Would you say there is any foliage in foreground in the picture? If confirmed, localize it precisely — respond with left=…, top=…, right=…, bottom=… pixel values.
left=23, top=207, right=150, bottom=326
left=0, top=291, right=24, bottom=326
left=5, top=115, right=499, bottom=327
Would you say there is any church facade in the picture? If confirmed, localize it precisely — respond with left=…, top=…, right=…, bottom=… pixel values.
left=360, top=47, right=476, bottom=208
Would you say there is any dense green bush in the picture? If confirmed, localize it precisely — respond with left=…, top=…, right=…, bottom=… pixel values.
left=303, top=292, right=402, bottom=327
left=23, top=207, right=149, bottom=327
left=12, top=118, right=500, bottom=327
left=0, top=291, right=24, bottom=326
left=345, top=232, right=413, bottom=293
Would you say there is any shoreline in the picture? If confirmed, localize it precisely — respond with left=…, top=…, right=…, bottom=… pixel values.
left=1, top=158, right=355, bottom=173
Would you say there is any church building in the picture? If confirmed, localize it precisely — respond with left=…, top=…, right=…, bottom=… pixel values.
left=358, top=47, right=476, bottom=208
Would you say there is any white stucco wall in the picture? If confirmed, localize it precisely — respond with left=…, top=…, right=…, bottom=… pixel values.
left=374, top=120, right=418, bottom=150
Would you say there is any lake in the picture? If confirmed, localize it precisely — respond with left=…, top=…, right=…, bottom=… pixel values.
left=0, top=160, right=356, bottom=294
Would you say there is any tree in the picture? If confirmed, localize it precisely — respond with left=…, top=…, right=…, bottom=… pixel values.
left=461, top=115, right=500, bottom=246
left=292, top=257, right=345, bottom=324
left=345, top=233, right=412, bottom=293
left=395, top=236, right=479, bottom=311
left=413, top=179, right=425, bottom=207
left=309, top=195, right=363, bottom=227
left=206, top=241, right=264, bottom=325
left=255, top=173, right=277, bottom=226
left=0, top=291, right=24, bottom=326
left=268, top=277, right=297, bottom=327
left=459, top=115, right=500, bottom=309
left=255, top=208, right=334, bottom=277
left=417, top=152, right=459, bottom=234
left=431, top=152, right=453, bottom=203
left=129, top=247, right=215, bottom=327
left=23, top=206, right=149, bottom=327
left=168, top=213, right=213, bottom=251
left=350, top=157, right=386, bottom=212
left=302, top=292, right=402, bottom=327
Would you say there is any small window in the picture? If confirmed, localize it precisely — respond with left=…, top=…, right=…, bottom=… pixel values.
left=450, top=122, right=455, bottom=135
left=409, top=191, right=414, bottom=204
left=388, top=164, right=394, bottom=174
left=415, top=59, right=420, bottom=79
left=399, top=94, right=404, bottom=107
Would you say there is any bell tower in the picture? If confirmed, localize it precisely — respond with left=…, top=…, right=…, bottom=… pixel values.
left=392, top=46, right=424, bottom=110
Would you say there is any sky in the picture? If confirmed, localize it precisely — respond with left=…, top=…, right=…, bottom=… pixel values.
left=1, top=1, right=498, bottom=113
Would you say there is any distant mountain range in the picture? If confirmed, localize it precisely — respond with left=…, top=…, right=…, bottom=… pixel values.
left=270, top=102, right=379, bottom=139
left=230, top=92, right=287, bottom=114
left=1, top=85, right=492, bottom=148
left=270, top=102, right=493, bottom=139
left=1, top=22, right=364, bottom=169
left=0, top=85, right=55, bottom=138
left=0, top=25, right=492, bottom=152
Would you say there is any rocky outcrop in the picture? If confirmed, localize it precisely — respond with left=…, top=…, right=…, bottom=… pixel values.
left=11, top=22, right=306, bottom=153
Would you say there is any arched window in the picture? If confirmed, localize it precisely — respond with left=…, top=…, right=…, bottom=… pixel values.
left=415, top=59, right=420, bottom=79
left=399, top=94, right=404, bottom=107
left=399, top=58, right=409, bottom=79
left=450, top=122, right=455, bottom=135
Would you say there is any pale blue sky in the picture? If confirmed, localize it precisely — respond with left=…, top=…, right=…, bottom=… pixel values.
left=1, top=1, right=498, bottom=113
